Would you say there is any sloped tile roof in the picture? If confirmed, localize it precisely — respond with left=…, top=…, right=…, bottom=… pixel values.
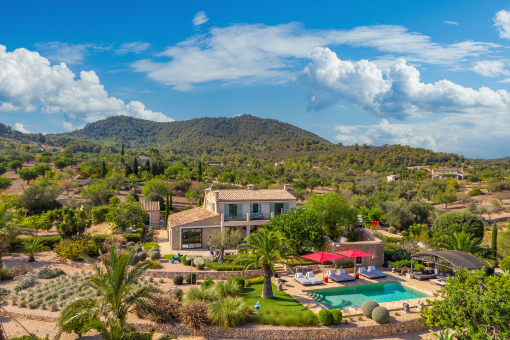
left=167, top=207, right=220, bottom=228
left=142, top=201, right=160, bottom=211
left=216, top=189, right=296, bottom=202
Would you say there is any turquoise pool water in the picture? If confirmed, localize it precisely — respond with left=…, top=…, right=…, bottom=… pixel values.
left=307, top=281, right=428, bottom=309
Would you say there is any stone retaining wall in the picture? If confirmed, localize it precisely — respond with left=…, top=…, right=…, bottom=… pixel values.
left=55, top=256, right=263, bottom=280
left=0, top=310, right=427, bottom=339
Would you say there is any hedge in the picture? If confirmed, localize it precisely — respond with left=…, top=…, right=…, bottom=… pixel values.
left=9, top=236, right=61, bottom=251
left=92, top=234, right=141, bottom=244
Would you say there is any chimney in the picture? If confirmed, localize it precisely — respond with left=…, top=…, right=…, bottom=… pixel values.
left=247, top=184, right=255, bottom=190
left=284, top=184, right=294, bottom=195
left=214, top=190, right=219, bottom=202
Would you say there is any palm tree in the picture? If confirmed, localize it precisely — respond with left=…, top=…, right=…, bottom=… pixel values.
left=56, top=247, right=172, bottom=339
left=16, top=238, right=49, bottom=262
left=0, top=204, right=32, bottom=267
left=235, top=229, right=297, bottom=299
left=438, top=232, right=495, bottom=267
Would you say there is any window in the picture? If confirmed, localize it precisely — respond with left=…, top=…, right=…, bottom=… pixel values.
left=275, top=203, right=284, bottom=215
left=250, top=226, right=257, bottom=233
left=252, top=204, right=259, bottom=214
left=229, top=204, right=237, bottom=219
left=182, top=229, right=202, bottom=249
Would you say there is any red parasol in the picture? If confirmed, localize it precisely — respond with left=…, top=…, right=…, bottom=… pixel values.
left=301, top=252, right=343, bottom=280
left=335, top=249, right=375, bottom=275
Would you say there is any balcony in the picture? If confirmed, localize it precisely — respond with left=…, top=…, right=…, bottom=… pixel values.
left=223, top=212, right=271, bottom=227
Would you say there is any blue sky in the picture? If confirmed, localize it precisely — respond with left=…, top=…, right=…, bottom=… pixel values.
left=2, top=1, right=510, bottom=158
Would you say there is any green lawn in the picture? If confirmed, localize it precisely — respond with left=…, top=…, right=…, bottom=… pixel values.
left=242, top=283, right=319, bottom=327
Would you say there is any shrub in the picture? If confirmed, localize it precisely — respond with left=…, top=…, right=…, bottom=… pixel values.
left=91, top=206, right=109, bottom=224
left=318, top=309, right=332, bottom=325
left=9, top=264, right=33, bottom=279
left=15, top=272, right=36, bottom=291
left=149, top=247, right=159, bottom=253
left=171, top=288, right=183, bottom=300
left=196, top=264, right=204, bottom=270
left=146, top=192, right=165, bottom=207
left=143, top=242, right=159, bottom=251
left=246, top=276, right=264, bottom=285
left=372, top=306, right=389, bottom=324
left=131, top=254, right=140, bottom=266
left=173, top=275, right=184, bottom=285
left=468, top=189, right=481, bottom=196
left=9, top=236, right=62, bottom=251
left=431, top=210, right=485, bottom=239
left=209, top=296, right=248, bottom=329
left=182, top=256, right=190, bottom=266
left=201, top=279, right=215, bottom=290
left=149, top=251, right=161, bottom=260
left=501, top=257, right=510, bottom=271
left=146, top=236, right=153, bottom=242
left=388, top=227, right=397, bottom=234
left=36, top=266, right=66, bottom=279
left=178, top=300, right=209, bottom=331
left=149, top=293, right=181, bottom=322
left=10, top=335, right=49, bottom=340
left=401, top=231, right=409, bottom=237
left=252, top=308, right=319, bottom=327
left=123, top=234, right=141, bottom=243
left=185, top=272, right=197, bottom=284
left=330, top=309, right=342, bottom=325
left=101, top=235, right=127, bottom=253
left=149, top=260, right=162, bottom=269
left=54, top=237, right=99, bottom=260
left=361, top=300, right=379, bottom=318
left=0, top=265, right=9, bottom=280
left=127, top=241, right=135, bottom=247
left=226, top=277, right=245, bottom=291
left=139, top=252, right=147, bottom=261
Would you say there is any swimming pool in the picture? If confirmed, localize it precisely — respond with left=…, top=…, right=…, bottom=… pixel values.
left=307, top=281, right=428, bottom=309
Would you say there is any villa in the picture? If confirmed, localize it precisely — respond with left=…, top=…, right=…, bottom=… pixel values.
left=430, top=168, right=467, bottom=180
left=167, top=184, right=297, bottom=250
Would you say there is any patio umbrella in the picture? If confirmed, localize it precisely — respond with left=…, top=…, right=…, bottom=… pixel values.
left=301, top=252, right=343, bottom=280
left=335, top=249, right=375, bottom=276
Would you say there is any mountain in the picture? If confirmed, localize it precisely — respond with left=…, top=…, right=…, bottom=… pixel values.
left=50, top=115, right=330, bottom=150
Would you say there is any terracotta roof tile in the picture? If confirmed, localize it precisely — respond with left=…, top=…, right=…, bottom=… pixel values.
left=142, top=201, right=160, bottom=211
left=216, top=189, right=296, bottom=202
left=167, top=207, right=220, bottom=228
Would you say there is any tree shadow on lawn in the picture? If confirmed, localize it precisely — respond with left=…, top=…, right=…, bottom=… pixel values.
left=243, top=286, right=310, bottom=309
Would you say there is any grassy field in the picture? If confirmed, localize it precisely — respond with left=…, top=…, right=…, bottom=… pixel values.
left=242, top=283, right=319, bottom=327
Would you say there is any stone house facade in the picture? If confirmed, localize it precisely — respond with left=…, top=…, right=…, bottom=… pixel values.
left=142, top=201, right=161, bottom=228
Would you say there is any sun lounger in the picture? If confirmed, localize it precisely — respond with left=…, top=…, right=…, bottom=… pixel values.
left=338, top=268, right=355, bottom=281
left=327, top=270, right=346, bottom=282
left=414, top=269, right=437, bottom=280
left=306, top=271, right=324, bottom=285
left=294, top=272, right=312, bottom=286
left=368, top=266, right=387, bottom=278
left=358, top=267, right=379, bottom=279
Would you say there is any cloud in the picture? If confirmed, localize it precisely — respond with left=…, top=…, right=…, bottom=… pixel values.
left=14, top=123, right=29, bottom=134
left=444, top=21, right=458, bottom=25
left=34, top=42, right=92, bottom=65
left=472, top=60, right=510, bottom=77
left=294, top=47, right=510, bottom=119
left=132, top=22, right=499, bottom=91
left=116, top=42, right=151, bottom=54
left=193, top=11, right=209, bottom=26
left=494, top=10, right=510, bottom=39
left=62, top=121, right=74, bottom=131
left=0, top=45, right=174, bottom=129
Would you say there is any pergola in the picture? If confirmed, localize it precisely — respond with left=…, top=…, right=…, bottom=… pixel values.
left=410, top=250, right=489, bottom=274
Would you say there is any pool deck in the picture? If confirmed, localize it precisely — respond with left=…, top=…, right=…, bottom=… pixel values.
left=278, top=270, right=440, bottom=316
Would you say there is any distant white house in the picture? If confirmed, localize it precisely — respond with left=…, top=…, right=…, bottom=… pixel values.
left=138, top=156, right=150, bottom=164
left=387, top=175, right=401, bottom=182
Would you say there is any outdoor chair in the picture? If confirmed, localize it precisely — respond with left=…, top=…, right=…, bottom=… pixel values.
left=327, top=269, right=346, bottom=282
left=294, top=272, right=312, bottom=286
left=338, top=268, right=355, bottom=281
left=414, top=269, right=437, bottom=280
left=305, top=271, right=324, bottom=284
left=358, top=267, right=379, bottom=279
left=368, top=266, right=387, bottom=278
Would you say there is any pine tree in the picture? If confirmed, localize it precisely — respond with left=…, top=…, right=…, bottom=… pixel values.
left=198, top=162, right=202, bottom=182
left=133, top=157, right=138, bottom=176
left=492, top=222, right=498, bottom=264
left=165, top=191, right=170, bottom=228
left=101, top=160, right=106, bottom=178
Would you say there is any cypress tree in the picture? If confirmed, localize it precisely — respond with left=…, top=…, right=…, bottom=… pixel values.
left=133, top=157, right=138, bottom=176
left=120, top=142, right=124, bottom=165
left=492, top=222, right=498, bottom=263
left=101, top=160, right=106, bottom=178
left=169, top=191, right=173, bottom=210
left=165, top=191, right=170, bottom=228
left=198, top=162, right=202, bottom=182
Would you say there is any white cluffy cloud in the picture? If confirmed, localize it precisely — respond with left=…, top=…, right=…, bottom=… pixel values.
left=0, top=45, right=173, bottom=129
left=472, top=60, right=510, bottom=77
left=294, top=47, right=510, bottom=119
left=444, top=21, right=458, bottom=25
left=193, top=11, right=209, bottom=27
left=14, top=123, right=29, bottom=134
left=132, top=22, right=498, bottom=91
left=116, top=42, right=151, bottom=54
left=494, top=10, right=510, bottom=39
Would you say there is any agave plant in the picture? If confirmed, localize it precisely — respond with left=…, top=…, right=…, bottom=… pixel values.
left=429, top=328, right=457, bottom=340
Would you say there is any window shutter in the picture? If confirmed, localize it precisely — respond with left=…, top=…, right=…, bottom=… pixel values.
left=237, top=204, right=243, bottom=219
left=258, top=203, right=262, bottom=214
left=284, top=203, right=289, bottom=214
left=270, top=203, right=275, bottom=215
left=224, top=204, right=229, bottom=219
left=250, top=204, right=254, bottom=214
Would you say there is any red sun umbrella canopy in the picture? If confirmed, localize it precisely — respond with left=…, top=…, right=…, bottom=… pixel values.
left=335, top=249, right=375, bottom=258
left=301, top=252, right=343, bottom=263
